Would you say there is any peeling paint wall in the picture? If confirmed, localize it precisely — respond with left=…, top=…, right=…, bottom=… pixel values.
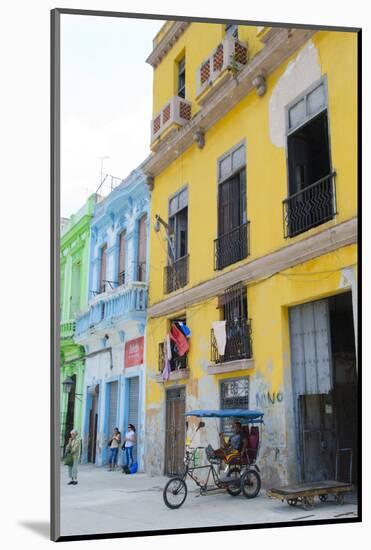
left=269, top=40, right=321, bottom=148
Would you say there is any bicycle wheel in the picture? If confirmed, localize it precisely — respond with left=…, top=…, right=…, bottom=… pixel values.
left=226, top=467, right=242, bottom=496
left=163, top=477, right=188, bottom=509
left=241, top=469, right=261, bottom=499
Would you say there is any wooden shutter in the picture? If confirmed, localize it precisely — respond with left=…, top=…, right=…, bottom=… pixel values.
left=100, top=244, right=107, bottom=292
left=127, top=377, right=140, bottom=462
left=137, top=215, right=147, bottom=281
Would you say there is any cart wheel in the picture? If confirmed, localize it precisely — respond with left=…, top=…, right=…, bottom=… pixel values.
left=287, top=498, right=298, bottom=506
left=319, top=494, right=328, bottom=502
left=226, top=467, right=241, bottom=496
left=302, top=496, right=314, bottom=510
left=335, top=494, right=345, bottom=505
left=241, top=469, right=261, bottom=499
left=163, top=477, right=188, bottom=509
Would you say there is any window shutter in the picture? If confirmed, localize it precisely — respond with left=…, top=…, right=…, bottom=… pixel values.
left=289, top=300, right=333, bottom=395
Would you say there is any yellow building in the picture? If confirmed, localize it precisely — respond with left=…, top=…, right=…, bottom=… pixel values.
left=142, top=21, right=358, bottom=486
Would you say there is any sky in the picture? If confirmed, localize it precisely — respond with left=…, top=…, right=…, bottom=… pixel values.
left=61, top=14, right=164, bottom=218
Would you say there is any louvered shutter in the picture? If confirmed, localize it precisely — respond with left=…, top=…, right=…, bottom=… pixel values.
left=289, top=300, right=333, bottom=395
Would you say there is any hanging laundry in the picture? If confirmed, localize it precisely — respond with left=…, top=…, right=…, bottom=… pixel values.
left=162, top=358, right=171, bottom=381
left=212, top=321, right=227, bottom=355
left=177, top=321, right=191, bottom=338
left=162, top=338, right=171, bottom=381
left=170, top=323, right=189, bottom=356
left=166, top=334, right=172, bottom=360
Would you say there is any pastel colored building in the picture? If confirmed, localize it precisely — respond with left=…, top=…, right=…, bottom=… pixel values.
left=143, top=22, right=358, bottom=486
left=75, top=169, right=149, bottom=470
left=60, top=194, right=98, bottom=454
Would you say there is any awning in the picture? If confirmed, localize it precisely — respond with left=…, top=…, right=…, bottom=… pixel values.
left=185, top=409, right=264, bottom=422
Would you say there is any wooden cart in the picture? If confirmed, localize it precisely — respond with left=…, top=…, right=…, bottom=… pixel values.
left=267, top=448, right=353, bottom=510
left=267, top=480, right=352, bottom=510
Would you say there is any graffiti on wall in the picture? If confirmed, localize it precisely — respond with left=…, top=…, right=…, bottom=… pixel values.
left=256, top=391, right=283, bottom=408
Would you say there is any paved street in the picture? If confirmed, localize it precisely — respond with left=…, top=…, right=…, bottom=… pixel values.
left=60, top=464, right=358, bottom=537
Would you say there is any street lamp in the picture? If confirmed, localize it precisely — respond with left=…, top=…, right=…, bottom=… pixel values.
left=62, top=376, right=74, bottom=394
left=62, top=377, right=83, bottom=401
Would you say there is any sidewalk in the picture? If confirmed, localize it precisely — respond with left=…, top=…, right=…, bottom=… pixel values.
left=60, top=464, right=358, bottom=537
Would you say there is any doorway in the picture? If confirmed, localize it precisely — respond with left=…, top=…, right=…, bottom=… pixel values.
left=126, top=377, right=140, bottom=463
left=87, top=385, right=99, bottom=463
left=165, top=387, right=186, bottom=476
left=63, top=374, right=76, bottom=450
left=289, top=292, right=357, bottom=483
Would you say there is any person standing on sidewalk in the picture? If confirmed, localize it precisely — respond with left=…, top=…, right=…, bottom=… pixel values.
left=107, top=427, right=121, bottom=471
left=122, top=424, right=136, bottom=472
left=65, top=429, right=81, bottom=485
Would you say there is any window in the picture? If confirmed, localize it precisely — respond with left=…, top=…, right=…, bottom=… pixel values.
left=212, top=283, right=252, bottom=363
left=215, top=142, right=248, bottom=270
left=137, top=215, right=147, bottom=282
left=177, top=57, right=186, bottom=98
left=220, top=378, right=249, bottom=434
left=99, top=244, right=107, bottom=293
left=118, top=230, right=126, bottom=285
left=70, top=261, right=81, bottom=315
left=164, top=187, right=189, bottom=293
left=284, top=78, right=336, bottom=237
left=225, top=23, right=238, bottom=39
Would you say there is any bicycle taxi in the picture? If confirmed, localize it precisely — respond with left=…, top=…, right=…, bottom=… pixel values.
left=163, top=408, right=264, bottom=509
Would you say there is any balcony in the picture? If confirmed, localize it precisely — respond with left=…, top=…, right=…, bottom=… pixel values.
left=196, top=37, right=248, bottom=103
left=283, top=172, right=337, bottom=238
left=164, top=254, right=189, bottom=294
left=156, top=342, right=189, bottom=382
left=209, top=318, right=254, bottom=374
left=75, top=282, right=147, bottom=339
left=214, top=222, right=249, bottom=270
left=60, top=320, right=76, bottom=339
left=151, top=95, right=192, bottom=147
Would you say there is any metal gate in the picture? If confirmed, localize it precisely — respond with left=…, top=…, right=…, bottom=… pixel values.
left=127, top=377, right=139, bottom=462
left=107, top=381, right=118, bottom=435
left=220, top=378, right=249, bottom=435
left=289, top=299, right=335, bottom=481
left=165, top=387, right=186, bottom=476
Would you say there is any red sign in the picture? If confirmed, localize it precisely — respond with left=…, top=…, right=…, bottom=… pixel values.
left=124, top=337, right=144, bottom=368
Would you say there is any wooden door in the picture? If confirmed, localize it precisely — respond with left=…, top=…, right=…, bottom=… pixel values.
left=165, top=387, right=186, bottom=476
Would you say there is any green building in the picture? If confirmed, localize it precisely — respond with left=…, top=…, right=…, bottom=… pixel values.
left=60, top=194, right=97, bottom=455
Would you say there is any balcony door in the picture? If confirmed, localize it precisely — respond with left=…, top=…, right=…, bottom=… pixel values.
left=223, top=283, right=249, bottom=362
left=137, top=215, right=147, bottom=282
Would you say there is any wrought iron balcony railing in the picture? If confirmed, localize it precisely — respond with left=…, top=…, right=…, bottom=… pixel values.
left=214, top=222, right=249, bottom=270
left=60, top=320, right=76, bottom=339
left=283, top=172, right=337, bottom=238
left=164, top=254, right=189, bottom=294
left=118, top=270, right=125, bottom=286
left=136, top=261, right=146, bottom=283
left=211, top=318, right=252, bottom=364
left=158, top=342, right=188, bottom=373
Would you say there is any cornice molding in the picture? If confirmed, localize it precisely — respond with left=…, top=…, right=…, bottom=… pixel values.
left=146, top=21, right=190, bottom=68
left=143, top=28, right=316, bottom=177
left=147, top=218, right=357, bottom=318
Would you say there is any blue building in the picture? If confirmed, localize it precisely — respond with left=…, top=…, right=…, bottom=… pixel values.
left=75, top=169, right=149, bottom=469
